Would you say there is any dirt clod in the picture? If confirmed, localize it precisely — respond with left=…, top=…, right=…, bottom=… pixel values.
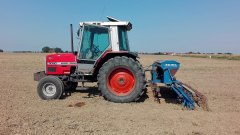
left=74, top=102, right=85, bottom=107
left=68, top=102, right=85, bottom=108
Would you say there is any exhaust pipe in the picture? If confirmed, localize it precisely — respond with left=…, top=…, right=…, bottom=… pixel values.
left=70, top=24, right=74, bottom=53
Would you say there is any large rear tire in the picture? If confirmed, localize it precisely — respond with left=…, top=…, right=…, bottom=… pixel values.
left=98, top=56, right=145, bottom=103
left=37, top=76, right=64, bottom=100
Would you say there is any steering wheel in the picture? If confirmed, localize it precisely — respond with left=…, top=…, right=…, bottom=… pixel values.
left=92, top=45, right=101, bottom=57
left=83, top=45, right=101, bottom=59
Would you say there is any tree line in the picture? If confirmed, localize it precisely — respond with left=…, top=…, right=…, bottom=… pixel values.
left=138, top=51, right=232, bottom=55
left=41, top=46, right=63, bottom=53
left=0, top=46, right=65, bottom=53
left=0, top=48, right=233, bottom=55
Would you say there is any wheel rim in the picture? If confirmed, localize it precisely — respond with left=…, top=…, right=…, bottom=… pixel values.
left=42, top=83, right=57, bottom=97
left=108, top=68, right=135, bottom=96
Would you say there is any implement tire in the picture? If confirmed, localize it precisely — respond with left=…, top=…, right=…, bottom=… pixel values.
left=98, top=56, right=145, bottom=103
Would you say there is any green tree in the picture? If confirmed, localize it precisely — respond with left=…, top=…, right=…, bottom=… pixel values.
left=42, top=46, right=51, bottom=53
left=54, top=47, right=63, bottom=53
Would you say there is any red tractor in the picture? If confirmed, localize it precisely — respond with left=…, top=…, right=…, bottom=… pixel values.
left=34, top=17, right=146, bottom=103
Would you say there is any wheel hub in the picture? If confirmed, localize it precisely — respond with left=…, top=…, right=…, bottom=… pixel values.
left=118, top=78, right=125, bottom=85
left=42, top=83, right=57, bottom=97
left=108, top=68, right=135, bottom=96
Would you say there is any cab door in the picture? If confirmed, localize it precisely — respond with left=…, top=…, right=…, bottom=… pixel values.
left=77, top=24, right=110, bottom=73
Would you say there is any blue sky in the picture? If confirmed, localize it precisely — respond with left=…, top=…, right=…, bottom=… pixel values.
left=0, top=0, right=240, bottom=53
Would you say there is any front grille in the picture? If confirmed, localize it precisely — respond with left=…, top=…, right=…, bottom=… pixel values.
left=48, top=67, right=56, bottom=72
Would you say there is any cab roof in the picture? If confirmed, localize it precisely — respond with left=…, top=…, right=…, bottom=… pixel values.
left=79, top=16, right=132, bottom=31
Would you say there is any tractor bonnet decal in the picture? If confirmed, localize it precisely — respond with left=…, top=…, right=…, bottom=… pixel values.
left=47, top=62, right=77, bottom=65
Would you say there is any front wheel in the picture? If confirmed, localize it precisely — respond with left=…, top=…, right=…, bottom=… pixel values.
left=98, top=56, right=145, bottom=103
left=37, top=76, right=64, bottom=100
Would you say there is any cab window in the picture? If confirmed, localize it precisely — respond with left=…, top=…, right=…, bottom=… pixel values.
left=118, top=27, right=129, bottom=51
left=79, top=25, right=110, bottom=60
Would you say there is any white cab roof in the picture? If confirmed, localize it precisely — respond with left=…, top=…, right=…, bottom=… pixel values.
left=79, top=16, right=132, bottom=30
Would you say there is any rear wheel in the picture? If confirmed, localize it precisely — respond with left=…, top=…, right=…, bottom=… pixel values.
left=98, top=56, right=145, bottom=103
left=37, top=76, right=64, bottom=100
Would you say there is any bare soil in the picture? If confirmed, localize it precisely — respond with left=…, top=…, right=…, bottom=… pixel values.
left=1, top=53, right=240, bottom=135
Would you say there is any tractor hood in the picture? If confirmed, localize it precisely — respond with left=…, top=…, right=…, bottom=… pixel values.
left=45, top=53, right=77, bottom=75
left=46, top=53, right=77, bottom=63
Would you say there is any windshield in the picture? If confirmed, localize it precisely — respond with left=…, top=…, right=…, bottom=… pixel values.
left=79, top=25, right=110, bottom=60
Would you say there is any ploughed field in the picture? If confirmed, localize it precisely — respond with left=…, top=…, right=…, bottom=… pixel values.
left=1, top=53, right=240, bottom=135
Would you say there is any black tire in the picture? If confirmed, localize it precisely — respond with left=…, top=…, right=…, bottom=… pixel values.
left=37, top=76, right=64, bottom=100
left=63, top=81, right=78, bottom=91
left=98, top=56, right=145, bottom=103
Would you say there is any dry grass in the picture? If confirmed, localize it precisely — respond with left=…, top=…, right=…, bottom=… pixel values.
left=1, top=53, right=240, bottom=135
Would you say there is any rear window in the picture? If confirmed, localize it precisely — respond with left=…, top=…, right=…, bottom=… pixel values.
left=118, top=27, right=129, bottom=51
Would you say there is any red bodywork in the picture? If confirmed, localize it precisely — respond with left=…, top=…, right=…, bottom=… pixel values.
left=45, top=51, right=137, bottom=76
left=46, top=53, right=77, bottom=75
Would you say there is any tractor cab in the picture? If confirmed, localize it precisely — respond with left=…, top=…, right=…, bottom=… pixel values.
left=76, top=16, right=133, bottom=73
